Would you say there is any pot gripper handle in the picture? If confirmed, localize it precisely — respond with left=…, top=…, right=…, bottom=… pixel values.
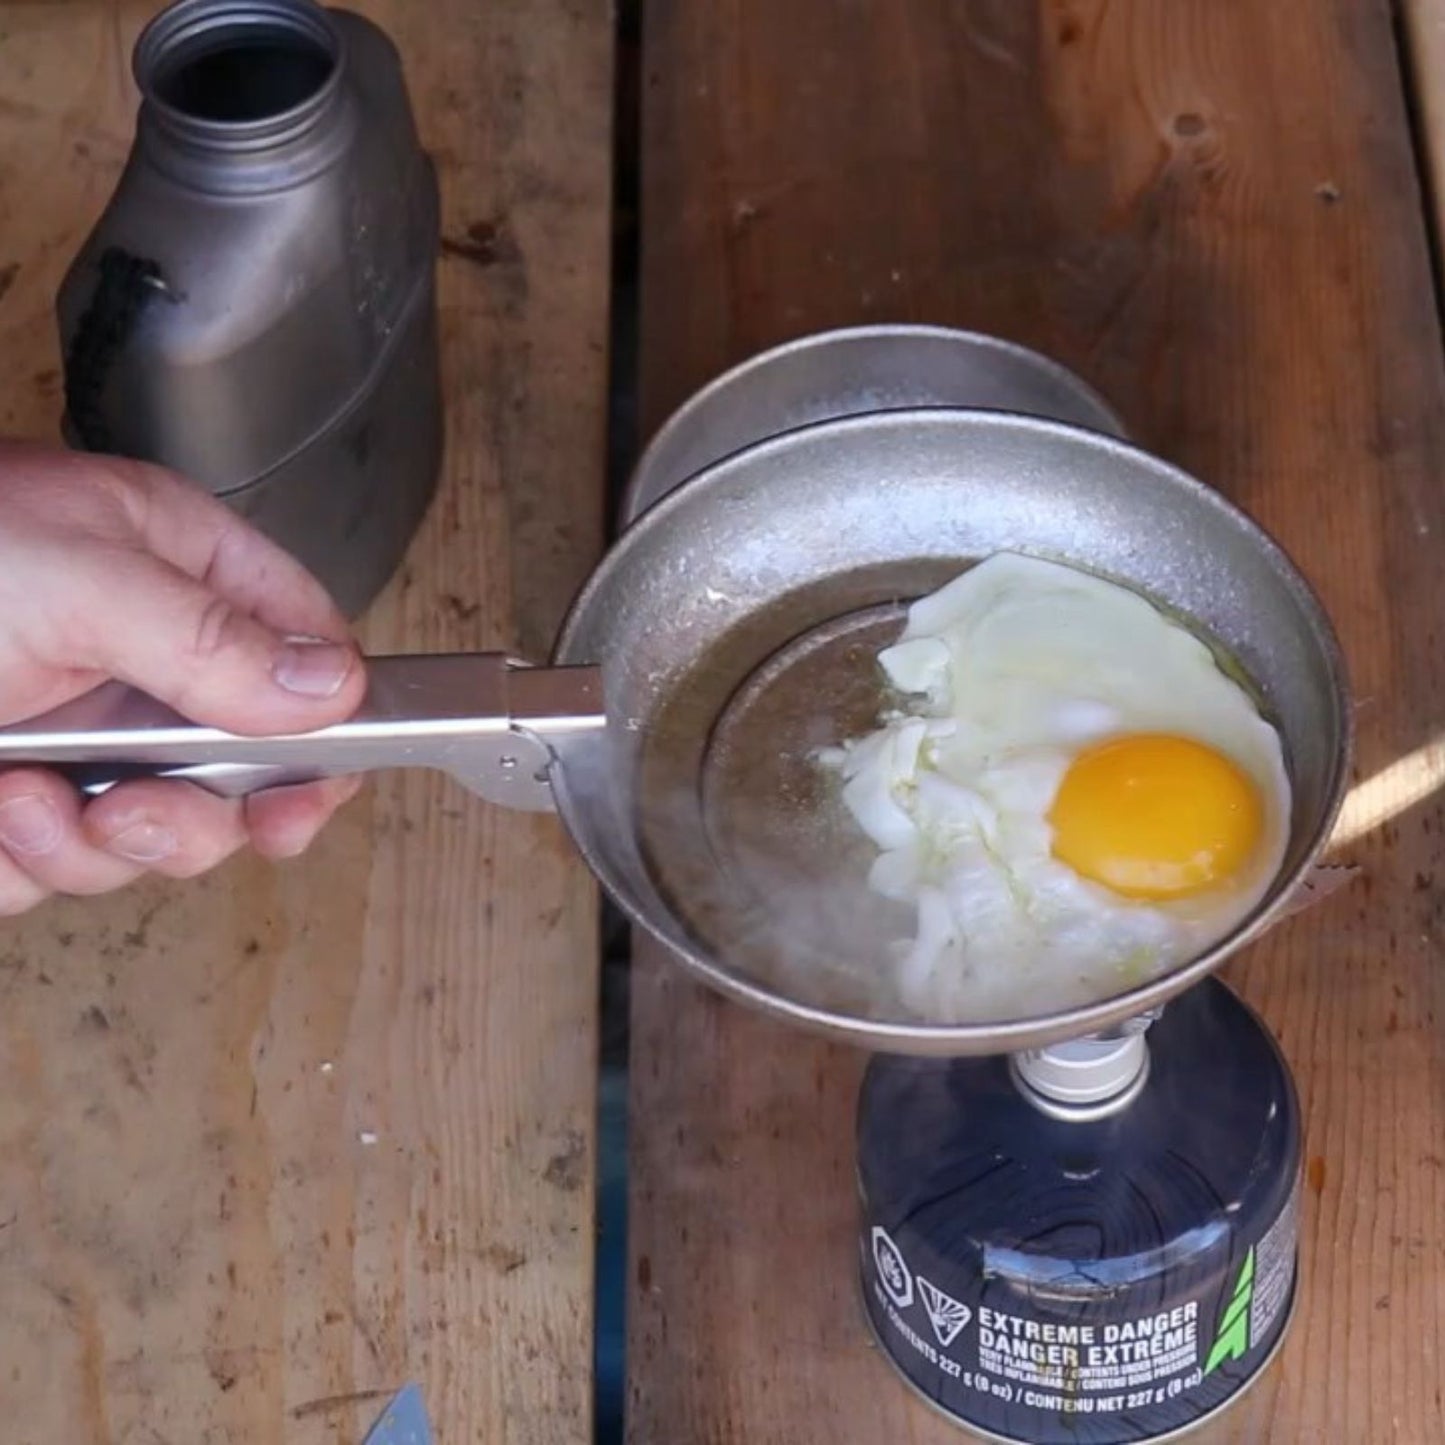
left=0, top=655, right=606, bottom=814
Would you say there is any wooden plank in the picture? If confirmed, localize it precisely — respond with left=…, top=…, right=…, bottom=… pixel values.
left=1402, top=0, right=1445, bottom=285
left=0, top=3, right=611, bottom=1443
left=629, top=2, right=1445, bottom=1442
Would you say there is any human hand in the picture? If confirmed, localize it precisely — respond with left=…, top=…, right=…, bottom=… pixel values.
left=0, top=443, right=368, bottom=915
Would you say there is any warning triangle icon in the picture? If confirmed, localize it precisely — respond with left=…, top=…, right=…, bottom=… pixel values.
left=917, top=1276, right=972, bottom=1349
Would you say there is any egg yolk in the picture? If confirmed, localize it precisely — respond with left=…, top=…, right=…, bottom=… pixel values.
left=1048, top=734, right=1263, bottom=900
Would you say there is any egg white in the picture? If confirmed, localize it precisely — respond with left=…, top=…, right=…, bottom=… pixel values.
left=827, top=552, right=1291, bottom=1022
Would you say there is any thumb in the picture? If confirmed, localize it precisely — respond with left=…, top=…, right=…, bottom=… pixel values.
left=74, top=546, right=367, bottom=735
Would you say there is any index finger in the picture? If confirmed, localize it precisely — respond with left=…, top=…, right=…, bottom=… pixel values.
left=111, top=456, right=354, bottom=641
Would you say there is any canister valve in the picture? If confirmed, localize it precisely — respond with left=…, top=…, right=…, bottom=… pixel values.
left=1010, top=1015, right=1157, bottom=1121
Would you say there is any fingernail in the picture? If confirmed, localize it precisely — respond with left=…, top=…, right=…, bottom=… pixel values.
left=0, top=794, right=61, bottom=855
left=104, top=821, right=178, bottom=863
left=273, top=637, right=354, bottom=699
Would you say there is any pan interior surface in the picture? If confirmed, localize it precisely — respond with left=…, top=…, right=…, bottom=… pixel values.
left=638, top=592, right=925, bottom=1022
left=552, top=411, right=1348, bottom=1053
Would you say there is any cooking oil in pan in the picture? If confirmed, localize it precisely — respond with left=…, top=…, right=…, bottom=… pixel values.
left=631, top=573, right=932, bottom=1020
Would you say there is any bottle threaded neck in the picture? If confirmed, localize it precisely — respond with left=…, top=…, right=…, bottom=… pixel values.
left=134, top=0, right=343, bottom=153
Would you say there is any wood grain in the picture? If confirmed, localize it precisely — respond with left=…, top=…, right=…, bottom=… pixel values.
left=1402, top=0, right=1445, bottom=289
left=0, top=3, right=611, bottom=1442
left=630, top=2, right=1445, bottom=1441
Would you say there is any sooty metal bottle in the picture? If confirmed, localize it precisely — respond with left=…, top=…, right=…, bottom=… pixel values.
left=56, top=0, right=442, bottom=616
left=858, top=979, right=1301, bottom=1444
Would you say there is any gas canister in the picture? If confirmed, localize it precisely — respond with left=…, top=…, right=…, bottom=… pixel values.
left=858, top=979, right=1300, bottom=1444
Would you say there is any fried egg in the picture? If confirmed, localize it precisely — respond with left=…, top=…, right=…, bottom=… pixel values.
left=825, top=553, right=1290, bottom=1021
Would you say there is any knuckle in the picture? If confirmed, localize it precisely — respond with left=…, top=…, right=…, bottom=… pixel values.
left=81, top=459, right=149, bottom=518
left=30, top=458, right=140, bottom=535
left=165, top=846, right=235, bottom=880
left=168, top=825, right=244, bottom=879
left=144, top=789, right=244, bottom=877
left=189, top=595, right=245, bottom=664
